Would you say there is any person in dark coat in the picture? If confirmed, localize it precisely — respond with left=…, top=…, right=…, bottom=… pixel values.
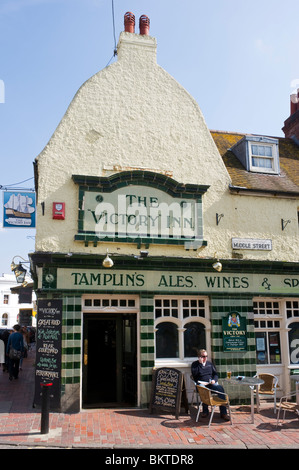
left=1, top=328, right=12, bottom=372
left=6, top=325, right=24, bottom=380
left=191, top=349, right=229, bottom=420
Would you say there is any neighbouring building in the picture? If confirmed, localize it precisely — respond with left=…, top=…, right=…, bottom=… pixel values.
left=30, top=13, right=299, bottom=412
left=0, top=274, right=36, bottom=328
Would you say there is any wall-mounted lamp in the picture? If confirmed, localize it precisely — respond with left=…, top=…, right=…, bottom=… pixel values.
left=216, top=213, right=224, bottom=225
left=139, top=250, right=148, bottom=258
left=102, top=250, right=114, bottom=268
left=11, top=256, right=29, bottom=285
left=212, top=253, right=222, bottom=272
left=133, top=250, right=149, bottom=259
left=281, top=219, right=291, bottom=231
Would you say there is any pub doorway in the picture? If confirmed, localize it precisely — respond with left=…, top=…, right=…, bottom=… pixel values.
left=82, top=313, right=137, bottom=408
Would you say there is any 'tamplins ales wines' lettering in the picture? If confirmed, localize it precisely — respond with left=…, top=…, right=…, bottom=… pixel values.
left=71, top=272, right=145, bottom=287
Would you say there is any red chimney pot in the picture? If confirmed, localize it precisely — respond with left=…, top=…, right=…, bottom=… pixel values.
left=139, top=15, right=150, bottom=35
left=124, top=12, right=135, bottom=33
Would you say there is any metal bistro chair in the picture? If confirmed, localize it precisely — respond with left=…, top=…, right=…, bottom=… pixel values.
left=276, top=392, right=299, bottom=427
left=195, top=385, right=232, bottom=427
left=190, top=375, right=200, bottom=407
left=254, top=373, right=279, bottom=413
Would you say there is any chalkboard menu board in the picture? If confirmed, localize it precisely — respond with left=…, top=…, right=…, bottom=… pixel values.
left=149, top=367, right=188, bottom=419
left=34, top=299, right=62, bottom=409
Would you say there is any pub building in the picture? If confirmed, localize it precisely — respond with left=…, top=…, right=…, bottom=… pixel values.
left=31, top=13, right=299, bottom=412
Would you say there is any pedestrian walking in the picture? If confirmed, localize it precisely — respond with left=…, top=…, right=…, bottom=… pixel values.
left=19, top=327, right=29, bottom=370
left=6, top=325, right=24, bottom=380
left=0, top=338, right=5, bottom=370
left=1, top=328, right=11, bottom=372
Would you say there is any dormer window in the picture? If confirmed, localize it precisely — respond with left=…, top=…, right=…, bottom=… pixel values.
left=249, top=143, right=277, bottom=172
left=231, top=135, right=280, bottom=175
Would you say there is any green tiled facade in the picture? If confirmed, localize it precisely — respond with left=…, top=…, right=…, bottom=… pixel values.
left=210, top=295, right=256, bottom=404
left=34, top=256, right=299, bottom=412
left=140, top=294, right=155, bottom=406
left=50, top=293, right=156, bottom=409
left=58, top=292, right=257, bottom=407
left=61, top=296, right=82, bottom=388
left=38, top=275, right=267, bottom=410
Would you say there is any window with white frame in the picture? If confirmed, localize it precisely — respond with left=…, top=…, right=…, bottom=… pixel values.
left=154, top=297, right=209, bottom=360
left=1, top=313, right=8, bottom=326
left=253, top=300, right=282, bottom=364
left=83, top=297, right=137, bottom=308
left=249, top=142, right=279, bottom=174
left=286, top=300, right=299, bottom=365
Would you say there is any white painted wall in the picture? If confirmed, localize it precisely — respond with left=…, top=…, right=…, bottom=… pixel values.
left=34, top=31, right=299, bottom=262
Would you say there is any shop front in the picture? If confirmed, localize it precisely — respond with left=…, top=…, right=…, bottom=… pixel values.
left=31, top=254, right=299, bottom=412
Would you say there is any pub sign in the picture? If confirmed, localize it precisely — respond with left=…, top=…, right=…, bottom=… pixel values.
left=222, top=312, right=247, bottom=352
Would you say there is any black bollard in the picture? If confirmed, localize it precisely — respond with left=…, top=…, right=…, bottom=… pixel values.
left=40, top=382, right=52, bottom=434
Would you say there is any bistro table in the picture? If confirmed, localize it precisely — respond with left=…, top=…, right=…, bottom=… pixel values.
left=224, top=376, right=264, bottom=424
left=290, top=375, right=299, bottom=403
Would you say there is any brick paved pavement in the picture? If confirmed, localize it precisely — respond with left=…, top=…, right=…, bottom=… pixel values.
left=0, top=345, right=298, bottom=452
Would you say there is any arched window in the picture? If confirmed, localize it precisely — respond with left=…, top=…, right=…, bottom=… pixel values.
left=156, top=322, right=178, bottom=358
left=1, top=313, right=8, bottom=326
left=184, top=321, right=206, bottom=357
left=154, top=296, right=209, bottom=361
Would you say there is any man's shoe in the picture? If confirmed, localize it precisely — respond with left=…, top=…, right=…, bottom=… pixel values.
left=221, top=414, right=230, bottom=421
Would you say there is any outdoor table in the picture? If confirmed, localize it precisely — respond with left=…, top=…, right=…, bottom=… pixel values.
left=224, top=376, right=264, bottom=424
left=290, top=375, right=299, bottom=403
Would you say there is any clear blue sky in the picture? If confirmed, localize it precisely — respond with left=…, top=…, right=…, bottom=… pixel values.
left=1, top=0, right=298, bottom=275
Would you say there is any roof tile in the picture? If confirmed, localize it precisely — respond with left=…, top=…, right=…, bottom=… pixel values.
left=211, top=131, right=299, bottom=194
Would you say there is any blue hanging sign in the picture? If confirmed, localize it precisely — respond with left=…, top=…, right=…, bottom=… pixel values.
left=3, top=191, right=36, bottom=228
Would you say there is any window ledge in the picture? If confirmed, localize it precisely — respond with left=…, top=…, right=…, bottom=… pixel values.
left=155, top=359, right=196, bottom=369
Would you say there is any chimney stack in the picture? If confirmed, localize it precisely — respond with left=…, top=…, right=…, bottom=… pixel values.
left=124, top=12, right=135, bottom=33
left=282, top=89, right=299, bottom=140
left=118, top=13, right=156, bottom=65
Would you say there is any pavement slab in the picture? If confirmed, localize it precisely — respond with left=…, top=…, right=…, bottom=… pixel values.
left=0, top=345, right=298, bottom=454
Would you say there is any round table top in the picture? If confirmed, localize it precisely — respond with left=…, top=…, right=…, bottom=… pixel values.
left=225, top=376, right=264, bottom=386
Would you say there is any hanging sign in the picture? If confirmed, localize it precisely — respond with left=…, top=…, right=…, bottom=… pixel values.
left=2, top=191, right=36, bottom=228
left=222, top=312, right=247, bottom=352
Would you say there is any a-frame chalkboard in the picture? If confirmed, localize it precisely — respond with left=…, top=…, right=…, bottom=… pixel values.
left=149, top=367, right=188, bottom=419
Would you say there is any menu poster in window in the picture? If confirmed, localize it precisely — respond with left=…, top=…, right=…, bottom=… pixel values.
left=222, top=312, right=247, bottom=352
left=34, top=299, right=62, bottom=409
left=149, top=367, right=188, bottom=419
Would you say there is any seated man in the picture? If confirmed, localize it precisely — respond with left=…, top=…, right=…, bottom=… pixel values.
left=191, top=349, right=229, bottom=421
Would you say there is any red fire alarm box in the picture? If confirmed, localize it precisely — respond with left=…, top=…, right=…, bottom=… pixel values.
left=53, top=202, right=65, bottom=220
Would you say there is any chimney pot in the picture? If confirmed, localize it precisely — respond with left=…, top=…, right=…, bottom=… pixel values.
left=139, top=15, right=150, bottom=35
left=124, top=12, right=135, bottom=33
left=290, top=94, right=298, bottom=115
